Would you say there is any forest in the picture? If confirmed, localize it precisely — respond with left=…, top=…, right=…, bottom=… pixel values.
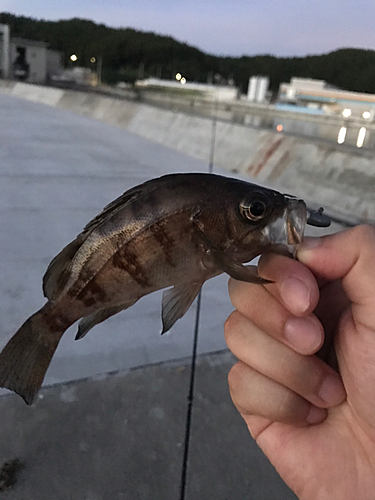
left=2, top=12, right=375, bottom=94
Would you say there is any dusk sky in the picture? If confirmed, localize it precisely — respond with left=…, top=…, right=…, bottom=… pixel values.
left=2, top=0, right=375, bottom=57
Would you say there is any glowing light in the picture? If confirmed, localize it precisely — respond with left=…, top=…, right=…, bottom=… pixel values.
left=337, top=126, right=347, bottom=144
left=70, top=54, right=78, bottom=62
left=175, top=73, right=182, bottom=81
left=342, top=108, right=352, bottom=118
left=362, top=111, right=371, bottom=120
left=90, top=57, right=96, bottom=63
left=276, top=124, right=283, bottom=132
left=180, top=77, right=186, bottom=84
left=357, top=127, right=366, bottom=148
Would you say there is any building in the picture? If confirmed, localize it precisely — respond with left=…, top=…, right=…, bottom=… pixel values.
left=247, top=76, right=269, bottom=103
left=11, top=37, right=49, bottom=83
left=135, top=77, right=238, bottom=101
left=0, top=24, right=63, bottom=84
left=279, top=77, right=375, bottom=120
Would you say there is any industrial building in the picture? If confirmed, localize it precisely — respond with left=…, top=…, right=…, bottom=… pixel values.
left=279, top=77, right=375, bottom=120
left=135, top=77, right=238, bottom=101
left=0, top=23, right=63, bottom=84
left=246, top=76, right=269, bottom=103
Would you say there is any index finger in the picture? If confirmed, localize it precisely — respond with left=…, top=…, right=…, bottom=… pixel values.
left=257, top=253, right=320, bottom=317
left=298, top=226, right=375, bottom=326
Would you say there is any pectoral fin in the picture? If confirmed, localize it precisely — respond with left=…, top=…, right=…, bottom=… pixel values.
left=161, top=282, right=202, bottom=334
left=75, top=300, right=136, bottom=340
left=210, top=249, right=271, bottom=284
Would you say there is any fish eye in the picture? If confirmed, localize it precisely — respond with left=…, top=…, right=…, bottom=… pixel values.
left=240, top=198, right=268, bottom=221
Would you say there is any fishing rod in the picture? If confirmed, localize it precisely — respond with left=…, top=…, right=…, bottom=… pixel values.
left=179, top=96, right=219, bottom=500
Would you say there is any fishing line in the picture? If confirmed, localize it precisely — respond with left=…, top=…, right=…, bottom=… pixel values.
left=208, top=98, right=218, bottom=174
left=178, top=290, right=201, bottom=500
left=179, top=97, right=219, bottom=500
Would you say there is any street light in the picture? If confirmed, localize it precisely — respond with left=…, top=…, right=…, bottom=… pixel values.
left=70, top=54, right=78, bottom=62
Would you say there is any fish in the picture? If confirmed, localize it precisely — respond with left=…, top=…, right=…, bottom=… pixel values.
left=0, top=173, right=325, bottom=405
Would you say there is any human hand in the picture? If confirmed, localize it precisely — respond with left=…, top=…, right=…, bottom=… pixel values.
left=225, top=225, right=375, bottom=500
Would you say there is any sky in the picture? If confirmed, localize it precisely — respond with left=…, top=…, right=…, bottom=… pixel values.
left=2, top=0, right=375, bottom=57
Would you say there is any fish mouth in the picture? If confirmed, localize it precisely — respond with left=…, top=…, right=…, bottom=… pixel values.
left=261, top=197, right=307, bottom=255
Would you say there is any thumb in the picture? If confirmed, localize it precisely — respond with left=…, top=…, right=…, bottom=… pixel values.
left=297, top=225, right=375, bottom=323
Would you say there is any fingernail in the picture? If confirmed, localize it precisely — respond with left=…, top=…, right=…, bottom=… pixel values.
left=284, top=317, right=323, bottom=354
left=297, top=237, right=321, bottom=263
left=318, top=375, right=346, bottom=406
left=307, top=405, right=327, bottom=424
left=280, top=277, right=311, bottom=315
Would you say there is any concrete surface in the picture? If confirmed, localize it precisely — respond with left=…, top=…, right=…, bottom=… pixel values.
left=0, top=80, right=374, bottom=222
left=0, top=92, right=234, bottom=394
left=0, top=351, right=297, bottom=500
left=0, top=92, right=343, bottom=392
left=0, top=91, right=347, bottom=499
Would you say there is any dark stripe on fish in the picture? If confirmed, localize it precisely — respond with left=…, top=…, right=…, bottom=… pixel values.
left=112, top=242, right=151, bottom=287
left=149, top=220, right=176, bottom=267
left=76, top=280, right=108, bottom=308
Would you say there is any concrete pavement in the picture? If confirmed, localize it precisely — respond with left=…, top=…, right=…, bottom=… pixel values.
left=0, top=92, right=233, bottom=391
left=1, top=81, right=374, bottom=223
left=0, top=351, right=297, bottom=500
left=0, top=92, right=345, bottom=499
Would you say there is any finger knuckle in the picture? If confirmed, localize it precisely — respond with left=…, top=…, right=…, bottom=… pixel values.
left=224, top=311, right=242, bottom=346
left=227, top=362, right=244, bottom=392
left=228, top=281, right=245, bottom=310
left=274, top=390, right=309, bottom=423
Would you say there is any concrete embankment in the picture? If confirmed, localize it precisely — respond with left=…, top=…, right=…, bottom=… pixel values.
left=2, top=80, right=374, bottom=223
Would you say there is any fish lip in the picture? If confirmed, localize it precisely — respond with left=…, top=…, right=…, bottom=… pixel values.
left=261, top=198, right=307, bottom=252
left=285, top=198, right=307, bottom=245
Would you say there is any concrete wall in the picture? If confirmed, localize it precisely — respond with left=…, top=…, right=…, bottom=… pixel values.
left=1, top=80, right=374, bottom=223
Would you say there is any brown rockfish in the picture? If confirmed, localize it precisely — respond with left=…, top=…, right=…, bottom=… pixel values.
left=0, top=173, right=318, bottom=405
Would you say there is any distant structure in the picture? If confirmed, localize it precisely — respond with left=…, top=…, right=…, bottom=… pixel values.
left=0, top=23, right=63, bottom=84
left=53, top=66, right=98, bottom=86
left=0, top=24, right=10, bottom=78
left=135, top=77, right=238, bottom=101
left=247, top=76, right=269, bottom=103
left=279, top=77, right=375, bottom=120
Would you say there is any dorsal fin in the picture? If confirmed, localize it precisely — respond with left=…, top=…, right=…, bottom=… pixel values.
left=42, top=236, right=84, bottom=301
left=82, top=186, right=148, bottom=234
left=42, top=180, right=158, bottom=301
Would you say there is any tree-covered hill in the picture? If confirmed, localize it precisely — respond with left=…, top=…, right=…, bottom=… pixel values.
left=2, top=12, right=375, bottom=94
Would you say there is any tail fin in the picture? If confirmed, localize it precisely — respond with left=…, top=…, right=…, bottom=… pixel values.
left=0, top=310, right=64, bottom=405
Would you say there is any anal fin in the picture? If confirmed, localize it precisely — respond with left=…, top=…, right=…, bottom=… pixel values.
left=161, top=282, right=202, bottom=334
left=75, top=301, right=136, bottom=340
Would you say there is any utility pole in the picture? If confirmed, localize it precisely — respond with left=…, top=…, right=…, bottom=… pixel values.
left=0, top=24, right=10, bottom=79
left=97, top=55, right=102, bottom=86
left=138, top=61, right=144, bottom=79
